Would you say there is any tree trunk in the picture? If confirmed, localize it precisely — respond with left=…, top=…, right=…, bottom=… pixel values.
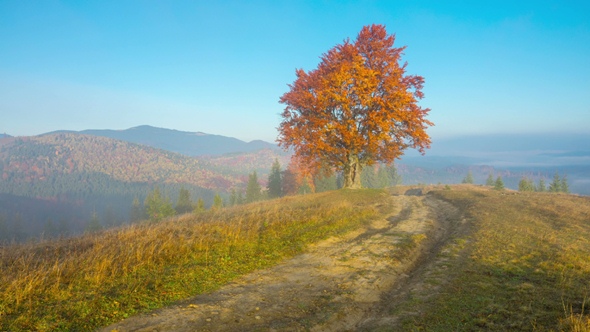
left=343, top=155, right=362, bottom=189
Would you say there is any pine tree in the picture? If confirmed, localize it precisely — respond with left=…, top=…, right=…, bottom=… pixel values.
left=245, top=171, right=262, bottom=203
left=175, top=188, right=193, bottom=214
left=194, top=198, right=206, bottom=213
left=361, top=165, right=378, bottom=188
left=536, top=178, right=546, bottom=192
left=212, top=193, right=224, bottom=210
left=376, top=165, right=390, bottom=188
left=229, top=188, right=237, bottom=206
left=486, top=173, right=495, bottom=186
left=560, top=175, right=569, bottom=193
left=386, top=164, right=402, bottom=186
left=267, top=159, right=283, bottom=199
left=144, top=187, right=175, bottom=222
left=518, top=177, right=534, bottom=192
left=494, top=176, right=505, bottom=191
left=549, top=172, right=561, bottom=192
left=462, top=170, right=474, bottom=184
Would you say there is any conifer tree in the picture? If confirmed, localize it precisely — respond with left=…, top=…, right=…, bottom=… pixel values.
left=549, top=172, right=561, bottom=192
left=536, top=178, right=546, bottom=192
left=486, top=173, right=495, bottom=186
left=560, top=175, right=569, bottom=193
left=518, top=177, right=534, bottom=192
left=386, top=164, right=402, bottom=186
left=462, top=170, right=474, bottom=184
left=494, top=176, right=505, bottom=191
left=246, top=171, right=262, bottom=203
left=361, top=165, right=376, bottom=188
left=376, top=165, right=390, bottom=188
left=212, top=193, right=224, bottom=210
left=175, top=188, right=193, bottom=214
left=267, top=159, right=283, bottom=199
left=229, top=188, right=237, bottom=206
left=194, top=198, right=206, bottom=213
left=144, top=187, right=175, bottom=222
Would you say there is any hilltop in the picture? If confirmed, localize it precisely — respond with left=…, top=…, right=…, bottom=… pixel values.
left=1, top=186, right=589, bottom=331
left=48, top=125, right=278, bottom=156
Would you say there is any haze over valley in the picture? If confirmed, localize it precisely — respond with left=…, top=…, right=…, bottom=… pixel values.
left=1, top=125, right=588, bottom=243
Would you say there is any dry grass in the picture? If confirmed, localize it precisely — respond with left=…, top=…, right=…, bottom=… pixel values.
left=399, top=186, right=590, bottom=331
left=0, top=189, right=389, bottom=331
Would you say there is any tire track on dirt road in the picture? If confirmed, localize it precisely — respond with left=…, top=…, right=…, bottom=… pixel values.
left=101, top=192, right=464, bottom=332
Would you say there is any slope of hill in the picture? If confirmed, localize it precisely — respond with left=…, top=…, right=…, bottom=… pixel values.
left=49, top=125, right=277, bottom=156
left=0, top=133, right=241, bottom=196
left=1, top=187, right=588, bottom=331
left=0, top=133, right=249, bottom=240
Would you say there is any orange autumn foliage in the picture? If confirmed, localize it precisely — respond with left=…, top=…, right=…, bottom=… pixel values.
left=278, top=24, right=433, bottom=188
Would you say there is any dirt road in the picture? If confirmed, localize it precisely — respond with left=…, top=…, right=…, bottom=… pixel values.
left=102, top=192, right=465, bottom=331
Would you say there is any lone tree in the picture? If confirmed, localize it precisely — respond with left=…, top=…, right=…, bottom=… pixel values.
left=278, top=24, right=432, bottom=189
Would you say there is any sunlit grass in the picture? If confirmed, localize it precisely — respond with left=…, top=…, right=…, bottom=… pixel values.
left=400, top=187, right=590, bottom=331
left=0, top=189, right=389, bottom=331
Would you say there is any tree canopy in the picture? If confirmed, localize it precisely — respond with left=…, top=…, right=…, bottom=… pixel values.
left=278, top=24, right=432, bottom=188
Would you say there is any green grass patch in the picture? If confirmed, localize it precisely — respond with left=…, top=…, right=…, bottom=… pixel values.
left=0, top=189, right=389, bottom=331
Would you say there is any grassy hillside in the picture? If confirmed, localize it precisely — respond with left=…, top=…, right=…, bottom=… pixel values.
left=398, top=186, right=590, bottom=331
left=1, top=187, right=589, bottom=331
left=0, top=189, right=389, bottom=331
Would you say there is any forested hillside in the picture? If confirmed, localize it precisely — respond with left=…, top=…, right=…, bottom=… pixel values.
left=0, top=133, right=255, bottom=241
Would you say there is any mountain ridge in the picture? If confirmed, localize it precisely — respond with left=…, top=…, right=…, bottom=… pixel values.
left=45, top=125, right=278, bottom=156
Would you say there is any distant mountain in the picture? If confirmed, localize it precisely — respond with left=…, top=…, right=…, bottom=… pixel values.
left=0, top=132, right=258, bottom=241
left=0, top=133, right=11, bottom=139
left=47, top=125, right=277, bottom=156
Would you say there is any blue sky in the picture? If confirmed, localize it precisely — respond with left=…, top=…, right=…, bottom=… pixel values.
left=1, top=0, right=589, bottom=143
